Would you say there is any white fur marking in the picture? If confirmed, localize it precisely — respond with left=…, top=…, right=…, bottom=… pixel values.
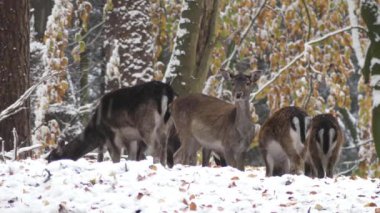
left=289, top=128, right=304, bottom=154
left=161, top=95, right=168, bottom=118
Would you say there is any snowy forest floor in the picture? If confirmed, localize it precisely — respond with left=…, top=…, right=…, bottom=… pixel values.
left=0, top=157, right=379, bottom=212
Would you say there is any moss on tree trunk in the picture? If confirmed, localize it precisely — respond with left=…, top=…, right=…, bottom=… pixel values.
left=165, top=0, right=219, bottom=96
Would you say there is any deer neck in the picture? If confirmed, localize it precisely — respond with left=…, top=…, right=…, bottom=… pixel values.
left=234, top=98, right=254, bottom=136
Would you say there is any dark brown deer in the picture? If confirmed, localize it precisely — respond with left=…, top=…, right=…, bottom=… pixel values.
left=171, top=70, right=262, bottom=171
left=259, top=106, right=310, bottom=176
left=304, top=113, right=344, bottom=178
left=46, top=81, right=176, bottom=166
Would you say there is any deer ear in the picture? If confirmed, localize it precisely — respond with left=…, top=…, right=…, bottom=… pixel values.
left=221, top=69, right=233, bottom=81
left=56, top=138, right=66, bottom=155
left=250, top=70, right=262, bottom=82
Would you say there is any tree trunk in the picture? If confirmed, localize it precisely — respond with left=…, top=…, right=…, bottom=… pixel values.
left=104, top=0, right=154, bottom=92
left=164, top=0, right=219, bottom=96
left=0, top=0, right=31, bottom=152
left=361, top=0, right=380, bottom=158
left=30, top=0, right=54, bottom=41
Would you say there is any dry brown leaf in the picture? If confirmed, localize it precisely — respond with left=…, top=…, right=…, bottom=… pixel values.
left=309, top=191, right=317, bottom=195
left=364, top=202, right=377, bottom=207
left=136, top=192, right=144, bottom=200
left=231, top=176, right=240, bottom=180
left=315, top=204, right=325, bottom=210
left=189, top=202, right=197, bottom=211
left=228, top=181, right=237, bottom=188
left=189, top=194, right=196, bottom=200
left=149, top=165, right=157, bottom=171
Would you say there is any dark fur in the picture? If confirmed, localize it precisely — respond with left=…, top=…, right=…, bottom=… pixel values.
left=305, top=114, right=343, bottom=178
left=47, top=81, right=175, bottom=165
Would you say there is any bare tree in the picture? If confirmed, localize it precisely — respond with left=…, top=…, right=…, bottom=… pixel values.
left=0, top=0, right=31, bottom=152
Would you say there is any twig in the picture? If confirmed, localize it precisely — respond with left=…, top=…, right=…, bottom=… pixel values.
left=43, top=169, right=52, bottom=183
left=0, top=138, right=4, bottom=162
left=301, top=0, right=312, bottom=41
left=12, top=128, right=18, bottom=160
left=0, top=73, right=59, bottom=123
left=307, top=25, right=368, bottom=46
left=343, top=138, right=373, bottom=150
left=251, top=52, right=305, bottom=100
left=337, top=163, right=359, bottom=176
left=251, top=25, right=368, bottom=100
left=68, top=19, right=105, bottom=47
left=302, top=64, right=313, bottom=108
left=221, top=0, right=267, bottom=69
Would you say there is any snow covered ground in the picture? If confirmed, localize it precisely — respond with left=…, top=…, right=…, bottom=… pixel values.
left=0, top=158, right=379, bottom=213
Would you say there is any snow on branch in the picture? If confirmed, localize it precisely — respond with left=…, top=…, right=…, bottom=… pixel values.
left=0, top=73, right=59, bottom=123
left=251, top=25, right=368, bottom=101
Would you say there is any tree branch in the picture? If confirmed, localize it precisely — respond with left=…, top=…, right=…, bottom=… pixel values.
left=221, top=0, right=267, bottom=69
left=251, top=25, right=368, bottom=101
left=0, top=73, right=58, bottom=123
left=301, top=0, right=312, bottom=41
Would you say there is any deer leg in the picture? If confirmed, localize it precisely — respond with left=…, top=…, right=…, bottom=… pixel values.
left=136, top=141, right=147, bottom=161
left=235, top=151, right=246, bottom=171
left=202, top=148, right=211, bottom=167
left=97, top=145, right=105, bottom=162
left=326, top=155, right=338, bottom=178
left=126, top=140, right=137, bottom=161
left=223, top=148, right=238, bottom=169
left=107, top=145, right=121, bottom=163
left=174, top=134, right=200, bottom=166
left=281, top=139, right=304, bottom=175
left=262, top=149, right=274, bottom=176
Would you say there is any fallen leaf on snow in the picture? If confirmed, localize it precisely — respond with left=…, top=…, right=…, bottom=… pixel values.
left=149, top=165, right=157, bottom=171
left=228, top=181, right=237, bottom=188
left=364, top=202, right=377, bottom=207
left=231, top=176, right=239, bottom=180
left=189, top=202, right=197, bottom=211
left=136, top=192, right=144, bottom=200
left=314, top=204, right=325, bottom=210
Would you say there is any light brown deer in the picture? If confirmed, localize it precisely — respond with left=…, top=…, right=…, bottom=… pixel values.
left=171, top=70, right=262, bottom=171
left=304, top=113, right=344, bottom=178
left=259, top=106, right=310, bottom=176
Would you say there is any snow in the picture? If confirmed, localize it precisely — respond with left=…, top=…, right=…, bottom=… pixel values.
left=0, top=158, right=379, bottom=212
left=374, top=89, right=380, bottom=108
left=346, top=0, right=365, bottom=68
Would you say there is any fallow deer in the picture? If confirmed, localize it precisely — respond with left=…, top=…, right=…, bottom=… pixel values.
left=172, top=70, right=262, bottom=171
left=46, top=81, right=175, bottom=166
left=259, top=106, right=310, bottom=176
left=305, top=113, right=344, bottom=178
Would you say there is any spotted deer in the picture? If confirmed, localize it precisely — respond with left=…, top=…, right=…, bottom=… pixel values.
left=46, top=81, right=175, bottom=166
left=305, top=113, right=344, bottom=178
left=259, top=106, right=311, bottom=176
left=171, top=70, right=262, bottom=171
